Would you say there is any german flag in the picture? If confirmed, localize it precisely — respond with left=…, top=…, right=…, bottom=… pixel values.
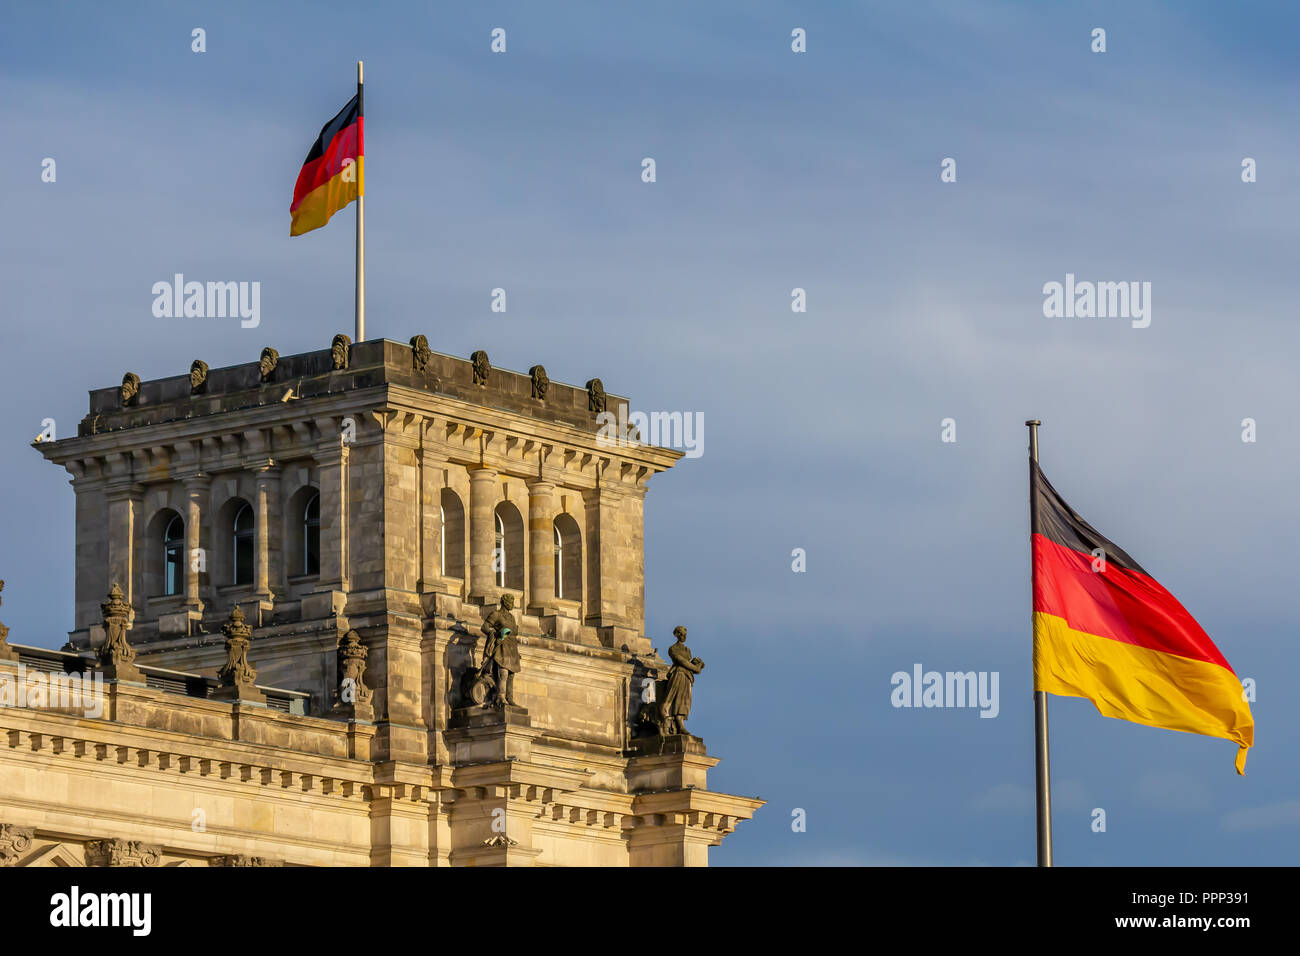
left=290, top=94, right=363, bottom=236
left=1031, top=462, right=1254, bottom=773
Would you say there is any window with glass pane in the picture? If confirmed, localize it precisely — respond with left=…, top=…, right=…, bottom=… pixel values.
left=304, top=493, right=320, bottom=575
left=233, top=504, right=254, bottom=585
left=164, top=515, right=184, bottom=596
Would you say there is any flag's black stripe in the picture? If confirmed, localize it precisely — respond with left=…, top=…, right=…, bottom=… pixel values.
left=1032, top=462, right=1148, bottom=575
left=301, top=94, right=361, bottom=165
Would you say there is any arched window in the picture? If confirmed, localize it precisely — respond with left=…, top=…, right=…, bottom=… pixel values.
left=163, top=514, right=184, bottom=596
left=440, top=489, right=465, bottom=579
left=554, top=525, right=563, bottom=598
left=553, top=513, right=582, bottom=602
left=440, top=505, right=446, bottom=577
left=233, top=503, right=254, bottom=586
left=495, top=512, right=506, bottom=588
left=493, top=501, right=525, bottom=591
left=303, top=493, right=320, bottom=575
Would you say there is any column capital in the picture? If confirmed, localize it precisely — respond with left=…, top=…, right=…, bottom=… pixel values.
left=103, top=479, right=144, bottom=501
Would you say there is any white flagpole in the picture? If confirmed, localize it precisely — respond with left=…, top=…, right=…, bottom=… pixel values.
left=355, top=59, right=365, bottom=342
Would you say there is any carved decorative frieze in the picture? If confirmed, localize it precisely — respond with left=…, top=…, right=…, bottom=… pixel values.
left=0, top=825, right=34, bottom=866
left=210, top=854, right=284, bottom=867
left=85, top=838, right=161, bottom=867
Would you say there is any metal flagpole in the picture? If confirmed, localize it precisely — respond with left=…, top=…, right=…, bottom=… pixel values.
left=355, top=59, right=365, bottom=343
left=1026, top=419, right=1053, bottom=867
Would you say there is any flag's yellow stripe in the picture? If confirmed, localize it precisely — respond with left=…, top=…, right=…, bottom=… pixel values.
left=1033, top=610, right=1253, bottom=773
left=289, top=157, right=364, bottom=236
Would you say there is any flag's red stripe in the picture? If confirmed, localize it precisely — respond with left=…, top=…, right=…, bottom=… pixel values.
left=1032, top=533, right=1232, bottom=671
left=291, top=117, right=363, bottom=212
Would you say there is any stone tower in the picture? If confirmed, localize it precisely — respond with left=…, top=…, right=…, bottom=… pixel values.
left=12, top=336, right=761, bottom=866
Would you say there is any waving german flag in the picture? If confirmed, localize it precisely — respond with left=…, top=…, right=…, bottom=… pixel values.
left=290, top=93, right=363, bottom=236
left=1031, top=463, right=1254, bottom=773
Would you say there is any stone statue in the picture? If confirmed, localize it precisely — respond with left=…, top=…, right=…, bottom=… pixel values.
left=478, top=594, right=520, bottom=706
left=586, top=378, right=606, bottom=413
left=259, top=347, right=279, bottom=381
left=529, top=365, right=549, bottom=400
left=471, top=350, right=491, bottom=386
left=121, top=373, right=141, bottom=407
left=657, top=626, right=703, bottom=736
left=217, top=605, right=257, bottom=688
left=410, top=335, right=432, bottom=373
left=189, top=360, right=208, bottom=395
left=331, top=334, right=351, bottom=371
left=98, top=583, right=136, bottom=668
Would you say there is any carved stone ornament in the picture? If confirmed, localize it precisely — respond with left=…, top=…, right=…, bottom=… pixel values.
left=217, top=605, right=257, bottom=688
left=120, top=372, right=141, bottom=407
left=586, top=378, right=607, bottom=414
left=529, top=365, right=549, bottom=400
left=337, top=629, right=372, bottom=705
left=471, top=350, right=490, bottom=385
left=85, top=838, right=161, bottom=867
left=410, top=334, right=432, bottom=373
left=0, top=825, right=34, bottom=866
left=259, top=346, right=280, bottom=381
left=98, top=582, right=136, bottom=668
left=189, top=359, right=209, bottom=395
left=210, top=854, right=284, bottom=867
left=331, top=333, right=352, bottom=371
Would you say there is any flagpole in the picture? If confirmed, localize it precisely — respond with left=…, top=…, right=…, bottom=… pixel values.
left=355, top=59, right=365, bottom=343
left=1026, top=418, right=1053, bottom=867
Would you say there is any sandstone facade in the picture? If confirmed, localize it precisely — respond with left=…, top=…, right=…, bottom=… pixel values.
left=5, top=338, right=761, bottom=866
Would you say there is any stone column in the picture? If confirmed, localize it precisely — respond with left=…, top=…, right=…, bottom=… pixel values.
left=468, top=466, right=497, bottom=604
left=251, top=463, right=281, bottom=601
left=182, top=475, right=210, bottom=612
left=103, top=479, right=143, bottom=616
left=526, top=479, right=555, bottom=616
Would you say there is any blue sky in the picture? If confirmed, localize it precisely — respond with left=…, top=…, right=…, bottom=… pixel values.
left=2, top=1, right=1298, bottom=865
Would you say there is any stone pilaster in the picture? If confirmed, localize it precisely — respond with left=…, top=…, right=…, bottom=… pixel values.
left=314, top=425, right=350, bottom=596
